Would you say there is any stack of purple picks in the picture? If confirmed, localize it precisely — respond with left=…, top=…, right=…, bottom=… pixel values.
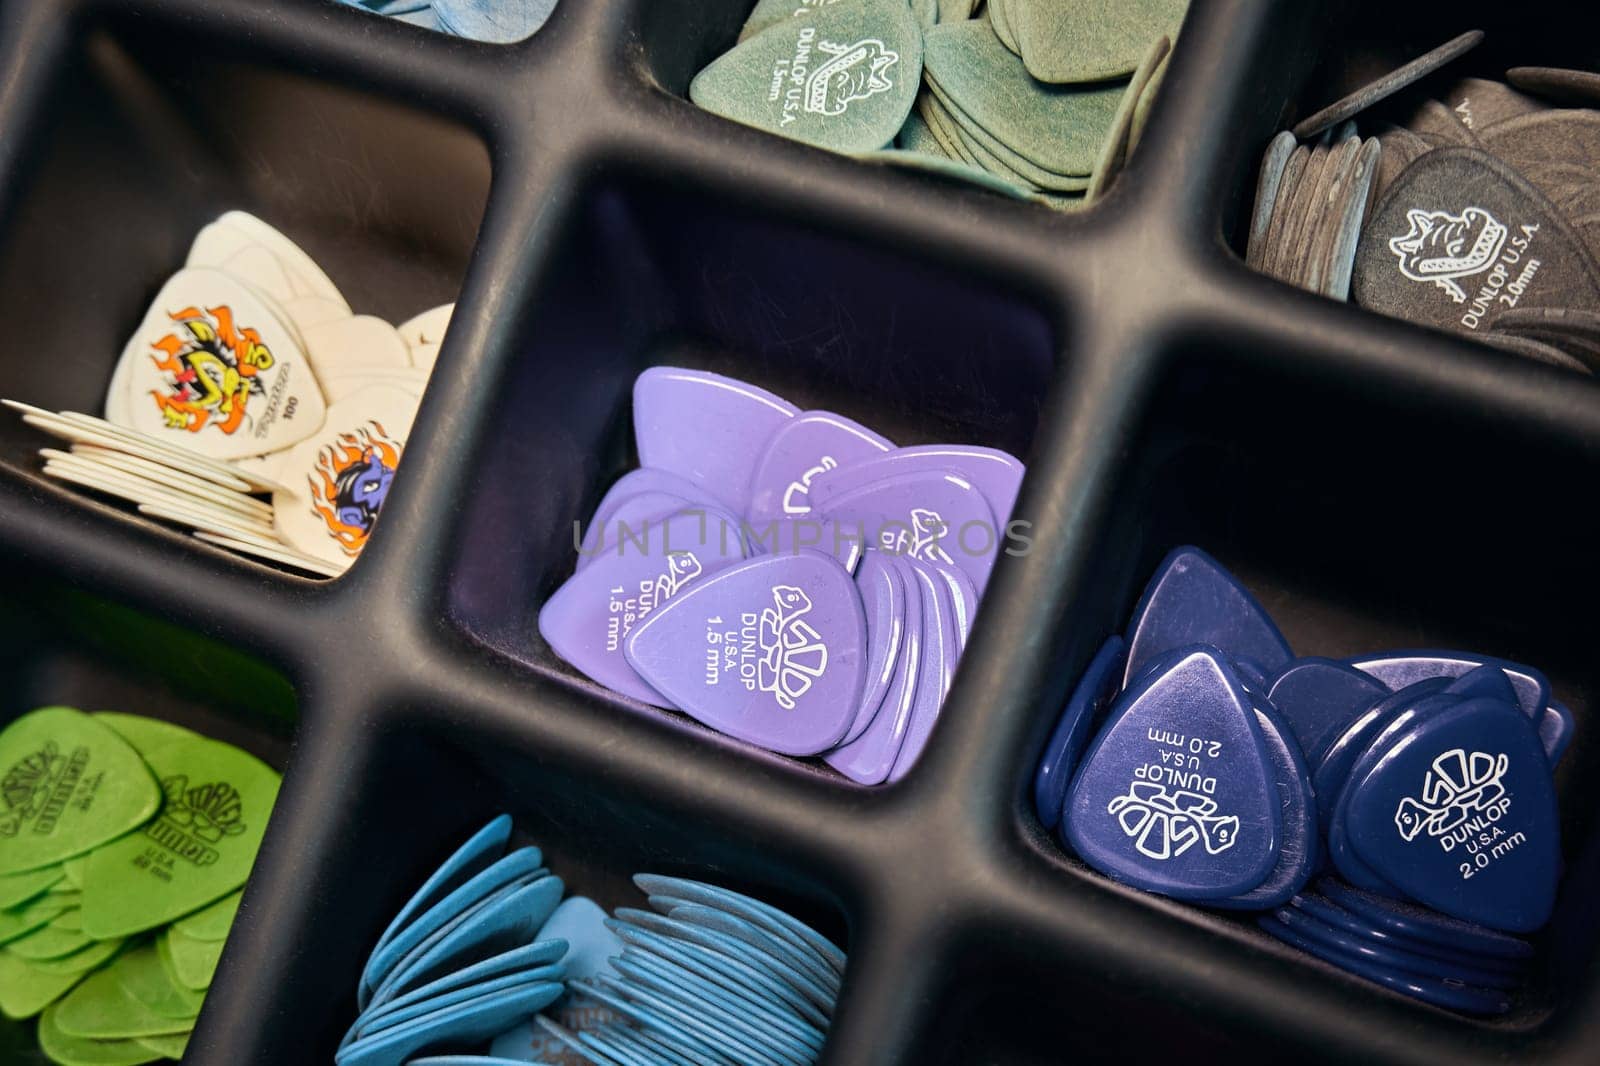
left=538, top=367, right=1026, bottom=784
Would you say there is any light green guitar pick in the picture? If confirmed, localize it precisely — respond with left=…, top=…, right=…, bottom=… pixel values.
left=923, top=78, right=1092, bottom=190
left=0, top=894, right=70, bottom=945
left=739, top=0, right=850, bottom=42
left=922, top=20, right=1125, bottom=176
left=21, top=936, right=125, bottom=976
left=1087, top=34, right=1170, bottom=201
left=160, top=929, right=221, bottom=991
left=692, top=0, right=923, bottom=154
left=39, top=1002, right=165, bottom=1064
left=0, top=949, right=87, bottom=1019
left=135, top=1031, right=189, bottom=1061
left=5, top=919, right=93, bottom=960
left=1008, top=0, right=1187, bottom=84
left=172, top=889, right=241, bottom=942
left=0, top=708, right=162, bottom=876
left=896, top=108, right=948, bottom=156
left=81, top=739, right=279, bottom=940
left=988, top=0, right=1021, bottom=54
left=53, top=965, right=192, bottom=1039
left=0, top=865, right=65, bottom=909
left=110, top=944, right=204, bottom=1021
left=913, top=0, right=938, bottom=30
left=51, top=905, right=84, bottom=933
left=936, top=0, right=975, bottom=21
left=62, top=858, right=87, bottom=890
left=91, top=715, right=200, bottom=756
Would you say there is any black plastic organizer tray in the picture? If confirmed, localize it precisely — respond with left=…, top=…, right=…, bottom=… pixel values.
left=0, top=0, right=1597, bottom=1062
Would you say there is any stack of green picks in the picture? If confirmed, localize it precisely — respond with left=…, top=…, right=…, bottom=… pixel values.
left=0, top=707, right=281, bottom=1064
left=689, top=0, right=1186, bottom=208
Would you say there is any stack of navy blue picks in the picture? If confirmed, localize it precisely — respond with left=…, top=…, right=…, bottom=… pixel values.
left=1033, top=546, right=1571, bottom=1015
left=329, top=0, right=557, bottom=43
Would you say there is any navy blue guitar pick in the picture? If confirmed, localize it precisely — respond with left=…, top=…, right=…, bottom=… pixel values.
left=1063, top=647, right=1281, bottom=900
left=1212, top=700, right=1317, bottom=910
left=1344, top=697, right=1560, bottom=933
left=1034, top=636, right=1125, bottom=831
left=1274, top=901, right=1518, bottom=989
left=1313, top=678, right=1449, bottom=827
left=1291, top=892, right=1526, bottom=976
left=1316, top=878, right=1534, bottom=962
left=1122, top=547, right=1293, bottom=689
left=1266, top=659, right=1391, bottom=763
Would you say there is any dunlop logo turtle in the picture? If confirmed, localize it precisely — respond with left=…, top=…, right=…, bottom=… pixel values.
left=1107, top=781, right=1241, bottom=861
left=1394, top=748, right=1510, bottom=842
left=756, top=584, right=831, bottom=710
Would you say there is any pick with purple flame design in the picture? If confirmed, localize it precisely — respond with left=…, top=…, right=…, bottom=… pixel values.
left=840, top=552, right=906, bottom=746
left=1034, top=636, right=1126, bottom=831
left=888, top=559, right=958, bottom=782
left=1063, top=647, right=1281, bottom=900
left=632, top=368, right=798, bottom=514
left=1122, top=547, right=1293, bottom=689
left=816, top=468, right=998, bottom=596
left=825, top=555, right=923, bottom=784
left=1343, top=696, right=1559, bottom=933
left=810, top=445, right=1026, bottom=526
left=540, top=510, right=746, bottom=705
left=745, top=411, right=893, bottom=526
left=625, top=553, right=867, bottom=755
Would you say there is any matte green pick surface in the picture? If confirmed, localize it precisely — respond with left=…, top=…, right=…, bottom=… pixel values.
left=924, top=74, right=1093, bottom=190
left=81, top=738, right=280, bottom=940
left=922, top=19, right=1125, bottom=177
left=0, top=866, right=65, bottom=909
left=1008, top=0, right=1187, bottom=84
left=109, top=944, right=204, bottom=1021
left=1087, top=35, right=1171, bottom=201
left=22, top=937, right=126, bottom=977
left=0, top=950, right=86, bottom=1019
left=0, top=708, right=162, bottom=876
left=54, top=966, right=192, bottom=1040
left=7, top=920, right=94, bottom=961
left=38, top=1003, right=162, bottom=1066
left=135, top=1032, right=188, bottom=1061
left=160, top=928, right=222, bottom=991
left=738, top=0, right=850, bottom=43
left=171, top=889, right=241, bottom=942
left=0, top=895, right=70, bottom=945
left=691, top=0, right=923, bottom=153
left=91, top=715, right=200, bottom=756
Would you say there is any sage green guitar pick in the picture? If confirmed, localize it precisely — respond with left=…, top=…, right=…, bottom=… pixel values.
left=0, top=864, right=65, bottom=909
left=896, top=108, right=948, bottom=156
left=924, top=75, right=1094, bottom=190
left=0, top=708, right=162, bottom=876
left=988, top=0, right=1021, bottom=54
left=111, top=944, right=205, bottom=1021
left=81, top=738, right=280, bottom=940
left=913, top=0, right=938, bottom=30
left=161, top=928, right=222, bottom=991
left=0, top=950, right=86, bottom=1019
left=92, top=714, right=200, bottom=756
left=55, top=965, right=192, bottom=1039
left=172, top=889, right=241, bottom=942
left=691, top=0, right=923, bottom=154
left=936, top=0, right=975, bottom=20
left=739, top=0, right=857, bottom=42
left=1008, top=0, right=1187, bottom=84
left=923, top=19, right=1124, bottom=176
left=5, top=918, right=93, bottom=960
left=1087, top=35, right=1170, bottom=201
left=38, top=1002, right=163, bottom=1066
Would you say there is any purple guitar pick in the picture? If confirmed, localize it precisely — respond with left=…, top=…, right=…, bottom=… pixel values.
left=810, top=445, right=1026, bottom=524
left=577, top=491, right=702, bottom=570
left=931, top=561, right=978, bottom=654
left=586, top=468, right=725, bottom=543
left=1265, top=659, right=1391, bottom=765
left=815, top=469, right=998, bottom=596
left=541, top=510, right=745, bottom=705
left=1344, top=696, right=1560, bottom=933
left=1122, top=547, right=1293, bottom=689
left=825, top=555, right=923, bottom=784
left=632, top=368, right=798, bottom=514
left=624, top=553, right=867, bottom=755
left=744, top=410, right=893, bottom=526
left=746, top=518, right=865, bottom=573
left=1212, top=701, right=1318, bottom=910
left=1034, top=635, right=1126, bottom=831
left=1062, top=647, right=1282, bottom=900
left=839, top=551, right=905, bottom=746
left=888, top=558, right=960, bottom=782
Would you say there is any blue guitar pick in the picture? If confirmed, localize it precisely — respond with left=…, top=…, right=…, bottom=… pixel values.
left=1034, top=636, right=1126, bottom=831
left=1274, top=902, right=1518, bottom=988
left=1313, top=678, right=1449, bottom=828
left=1540, top=701, right=1575, bottom=767
left=1122, top=547, right=1293, bottom=689
left=1344, top=697, right=1560, bottom=933
left=1265, top=659, right=1391, bottom=763
left=1063, top=647, right=1281, bottom=900
left=1291, top=892, right=1525, bottom=975
left=1316, top=878, right=1533, bottom=962
left=1212, top=700, right=1317, bottom=910
left=1258, top=913, right=1511, bottom=1014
